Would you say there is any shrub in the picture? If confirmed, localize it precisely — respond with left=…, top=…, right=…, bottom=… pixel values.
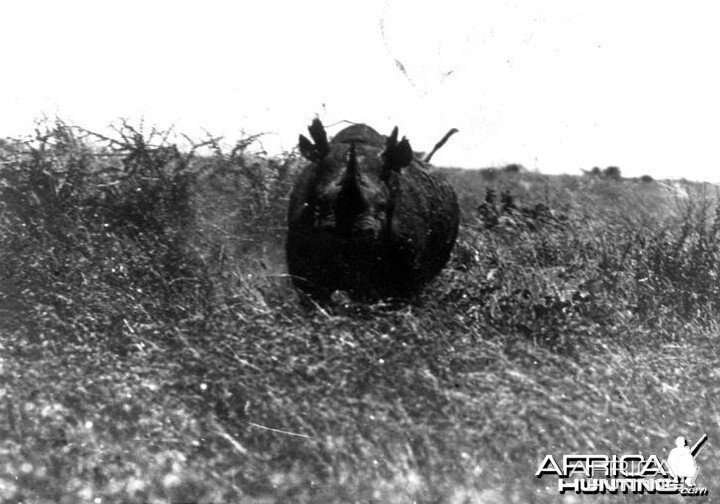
left=603, top=166, right=622, bottom=180
left=502, top=163, right=524, bottom=174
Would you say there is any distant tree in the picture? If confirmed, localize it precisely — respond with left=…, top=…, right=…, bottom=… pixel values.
left=640, top=174, right=654, bottom=183
left=604, top=166, right=622, bottom=180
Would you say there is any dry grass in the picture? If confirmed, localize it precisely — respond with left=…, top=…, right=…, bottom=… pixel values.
left=0, top=120, right=718, bottom=503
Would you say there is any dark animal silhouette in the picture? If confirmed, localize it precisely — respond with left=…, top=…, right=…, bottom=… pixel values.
left=286, top=118, right=460, bottom=302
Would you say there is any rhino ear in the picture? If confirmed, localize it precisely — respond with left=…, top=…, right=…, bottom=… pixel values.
left=382, top=130, right=413, bottom=179
left=299, top=134, right=318, bottom=161
left=386, top=126, right=399, bottom=149
left=308, top=118, right=330, bottom=157
left=395, top=137, right=413, bottom=166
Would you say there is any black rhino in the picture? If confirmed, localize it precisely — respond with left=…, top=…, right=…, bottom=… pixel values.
left=286, top=118, right=459, bottom=302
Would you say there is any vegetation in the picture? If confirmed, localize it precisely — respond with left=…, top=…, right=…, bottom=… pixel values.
left=583, top=165, right=623, bottom=180
left=1, top=120, right=719, bottom=503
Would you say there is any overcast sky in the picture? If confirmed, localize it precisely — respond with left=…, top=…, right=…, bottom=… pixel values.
left=2, top=1, right=719, bottom=181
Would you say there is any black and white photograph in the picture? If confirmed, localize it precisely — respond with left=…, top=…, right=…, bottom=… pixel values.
left=1, top=1, right=718, bottom=502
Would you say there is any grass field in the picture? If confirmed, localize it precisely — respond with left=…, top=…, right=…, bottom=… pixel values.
left=1, top=120, right=718, bottom=503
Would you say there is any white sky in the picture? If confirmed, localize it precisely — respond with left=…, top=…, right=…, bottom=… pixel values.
left=2, top=0, right=719, bottom=181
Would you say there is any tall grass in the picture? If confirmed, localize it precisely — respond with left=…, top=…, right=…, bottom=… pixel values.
left=1, top=120, right=719, bottom=503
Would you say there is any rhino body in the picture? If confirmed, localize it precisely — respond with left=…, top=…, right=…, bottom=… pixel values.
left=286, top=119, right=459, bottom=302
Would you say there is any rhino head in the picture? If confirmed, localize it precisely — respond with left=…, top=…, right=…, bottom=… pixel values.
left=297, top=118, right=412, bottom=242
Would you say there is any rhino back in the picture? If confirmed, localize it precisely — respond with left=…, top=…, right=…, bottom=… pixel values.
left=332, top=124, right=385, bottom=148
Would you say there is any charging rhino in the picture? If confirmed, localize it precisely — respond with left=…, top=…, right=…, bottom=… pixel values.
left=286, top=119, right=459, bottom=302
